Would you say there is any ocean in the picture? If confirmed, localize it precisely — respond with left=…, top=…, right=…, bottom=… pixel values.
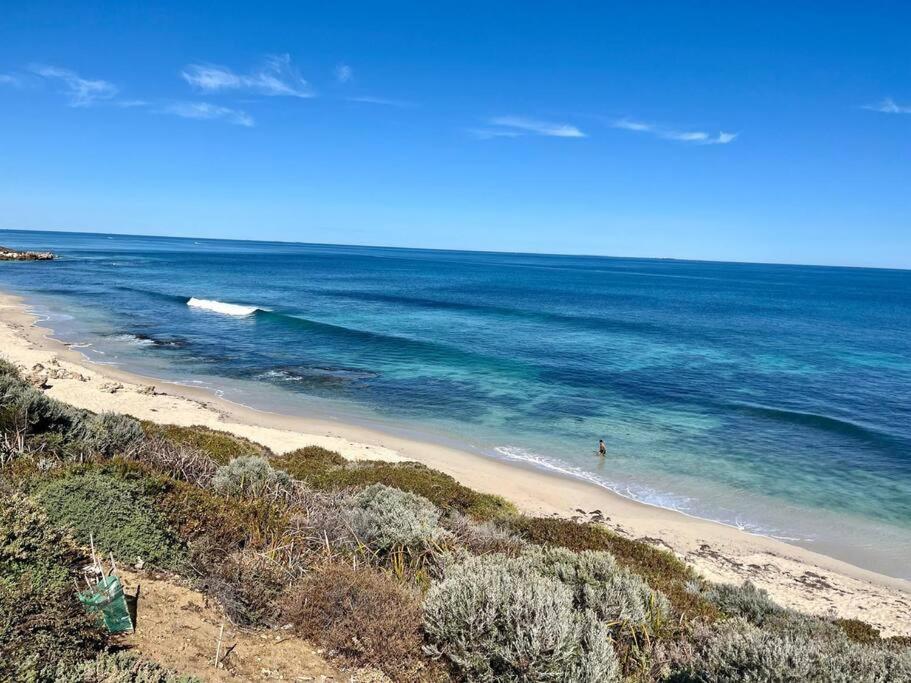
left=1, top=229, right=909, bottom=578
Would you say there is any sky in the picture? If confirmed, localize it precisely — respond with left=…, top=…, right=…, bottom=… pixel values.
left=0, top=2, right=909, bottom=268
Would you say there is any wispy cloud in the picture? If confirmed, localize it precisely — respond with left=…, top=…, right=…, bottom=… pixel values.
left=181, top=54, right=313, bottom=98
left=863, top=97, right=911, bottom=114
left=28, top=64, right=118, bottom=106
left=467, top=128, right=524, bottom=140
left=0, top=74, right=20, bottom=86
left=164, top=102, right=254, bottom=127
left=612, top=118, right=737, bottom=145
left=484, top=116, right=586, bottom=138
left=335, top=63, right=353, bottom=84
left=346, top=95, right=414, bottom=108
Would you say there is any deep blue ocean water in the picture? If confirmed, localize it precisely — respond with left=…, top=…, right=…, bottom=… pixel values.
left=1, top=229, right=909, bottom=577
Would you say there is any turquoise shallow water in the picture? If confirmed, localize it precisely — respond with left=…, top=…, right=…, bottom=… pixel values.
left=1, top=229, right=909, bottom=577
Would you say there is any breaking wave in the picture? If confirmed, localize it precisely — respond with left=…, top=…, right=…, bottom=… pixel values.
left=187, top=297, right=260, bottom=316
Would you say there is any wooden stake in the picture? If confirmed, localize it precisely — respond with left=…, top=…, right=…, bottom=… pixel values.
left=214, top=620, right=225, bottom=667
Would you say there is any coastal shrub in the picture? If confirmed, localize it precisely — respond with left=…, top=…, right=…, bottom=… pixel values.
left=0, top=373, right=87, bottom=444
left=192, top=546, right=285, bottom=626
left=675, top=618, right=911, bottom=682
left=55, top=651, right=201, bottom=682
left=282, top=562, right=437, bottom=680
left=423, top=553, right=620, bottom=682
left=0, top=580, right=107, bottom=683
left=835, top=618, right=885, bottom=645
left=350, top=483, right=446, bottom=553
left=142, top=421, right=270, bottom=464
left=158, top=477, right=287, bottom=549
left=273, top=454, right=516, bottom=521
left=524, top=545, right=670, bottom=631
left=212, top=455, right=292, bottom=499
left=443, top=511, right=527, bottom=556
left=272, top=445, right=347, bottom=479
left=38, top=469, right=185, bottom=570
left=83, top=412, right=144, bottom=457
left=128, top=435, right=220, bottom=487
left=0, top=493, right=85, bottom=593
left=703, top=580, right=783, bottom=626
left=505, top=516, right=717, bottom=621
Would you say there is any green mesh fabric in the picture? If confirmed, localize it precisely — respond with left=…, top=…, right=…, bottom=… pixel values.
left=78, top=575, right=133, bottom=634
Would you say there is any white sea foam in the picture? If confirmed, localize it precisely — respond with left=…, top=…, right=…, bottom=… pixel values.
left=492, top=445, right=810, bottom=541
left=187, top=297, right=259, bottom=316
left=113, top=333, right=154, bottom=346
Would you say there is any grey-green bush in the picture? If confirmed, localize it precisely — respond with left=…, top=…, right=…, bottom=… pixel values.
left=212, top=455, right=291, bottom=498
left=678, top=618, right=911, bottom=683
left=350, top=483, right=446, bottom=552
left=423, top=553, right=620, bottom=682
left=55, top=650, right=201, bottom=682
left=84, top=412, right=144, bottom=456
left=0, top=373, right=86, bottom=438
left=523, top=545, right=670, bottom=631
left=703, top=580, right=784, bottom=626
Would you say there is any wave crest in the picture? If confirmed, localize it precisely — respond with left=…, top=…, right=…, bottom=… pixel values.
left=187, top=297, right=259, bottom=316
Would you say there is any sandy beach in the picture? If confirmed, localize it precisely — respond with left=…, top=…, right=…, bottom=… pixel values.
left=1, top=289, right=909, bottom=636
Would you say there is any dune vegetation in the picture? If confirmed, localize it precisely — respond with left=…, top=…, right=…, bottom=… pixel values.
left=1, top=357, right=909, bottom=682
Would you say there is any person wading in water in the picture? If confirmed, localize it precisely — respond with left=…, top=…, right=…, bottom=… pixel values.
left=598, top=439, right=607, bottom=457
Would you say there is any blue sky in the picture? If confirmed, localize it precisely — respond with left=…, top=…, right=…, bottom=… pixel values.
left=1, top=2, right=909, bottom=267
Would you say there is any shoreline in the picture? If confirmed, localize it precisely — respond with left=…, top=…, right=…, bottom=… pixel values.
left=1, top=290, right=909, bottom=635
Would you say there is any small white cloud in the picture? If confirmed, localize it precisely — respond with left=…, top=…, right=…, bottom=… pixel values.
left=335, top=63, right=353, bottom=84
left=164, top=102, right=254, bottom=127
left=467, top=128, right=524, bottom=139
left=28, top=64, right=118, bottom=106
left=612, top=118, right=736, bottom=145
left=0, top=74, right=19, bottom=86
left=181, top=54, right=313, bottom=98
left=863, top=97, right=911, bottom=114
left=487, top=115, right=586, bottom=138
left=612, top=119, right=652, bottom=133
left=346, top=95, right=414, bottom=107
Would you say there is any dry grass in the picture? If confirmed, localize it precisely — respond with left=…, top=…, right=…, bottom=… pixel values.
left=281, top=562, right=444, bottom=681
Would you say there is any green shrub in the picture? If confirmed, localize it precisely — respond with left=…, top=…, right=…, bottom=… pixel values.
left=84, top=412, right=144, bottom=457
left=0, top=580, right=107, bottom=682
left=273, top=454, right=515, bottom=521
left=505, top=516, right=717, bottom=621
left=141, top=422, right=270, bottom=464
left=55, top=651, right=201, bottom=682
left=283, top=562, right=439, bottom=680
left=0, top=493, right=85, bottom=594
left=676, top=618, right=911, bottom=682
left=212, top=455, right=291, bottom=498
left=350, top=484, right=446, bottom=553
left=424, top=553, right=620, bottom=682
left=272, top=445, right=347, bottom=479
left=0, top=372, right=142, bottom=460
left=835, top=618, right=884, bottom=645
left=38, top=470, right=185, bottom=570
left=157, top=477, right=287, bottom=549
left=703, top=581, right=783, bottom=626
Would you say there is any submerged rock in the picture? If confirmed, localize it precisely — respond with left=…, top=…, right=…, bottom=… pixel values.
left=0, top=246, right=56, bottom=260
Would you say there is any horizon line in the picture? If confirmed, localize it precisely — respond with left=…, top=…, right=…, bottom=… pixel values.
left=1, top=226, right=908, bottom=273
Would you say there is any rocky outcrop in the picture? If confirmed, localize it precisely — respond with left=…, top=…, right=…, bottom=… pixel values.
left=0, top=246, right=56, bottom=261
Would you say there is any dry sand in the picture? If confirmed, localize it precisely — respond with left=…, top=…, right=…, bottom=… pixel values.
left=2, top=291, right=909, bottom=636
